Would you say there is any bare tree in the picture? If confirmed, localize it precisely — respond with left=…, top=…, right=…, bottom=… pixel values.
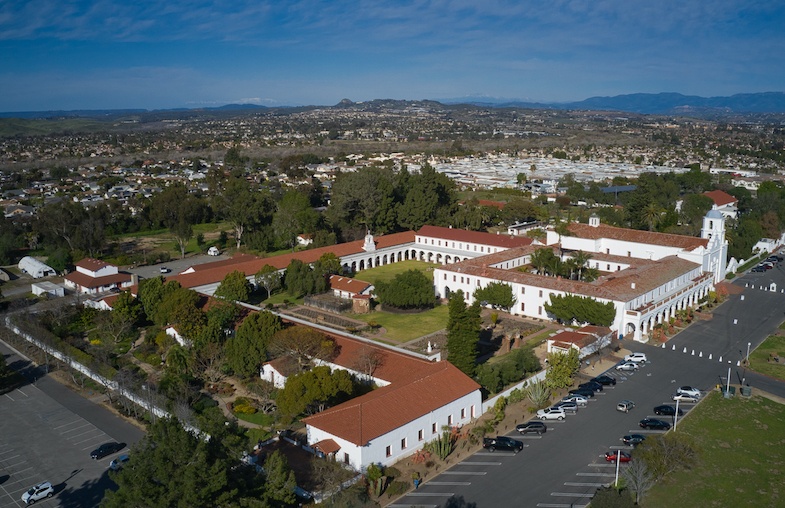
left=193, top=341, right=226, bottom=384
left=622, top=458, right=657, bottom=504
left=352, top=346, right=384, bottom=379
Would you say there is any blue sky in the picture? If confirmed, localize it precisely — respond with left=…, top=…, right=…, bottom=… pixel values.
left=1, top=0, right=784, bottom=111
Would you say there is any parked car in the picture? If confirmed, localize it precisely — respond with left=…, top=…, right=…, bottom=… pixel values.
left=677, top=386, right=701, bottom=398
left=561, top=394, right=589, bottom=406
left=617, top=400, right=635, bottom=413
left=578, top=381, right=603, bottom=392
left=516, top=421, right=547, bottom=435
left=672, top=393, right=699, bottom=403
left=654, top=405, right=683, bottom=416
left=160, top=266, right=171, bottom=273
left=553, top=401, right=578, bottom=414
left=568, top=388, right=595, bottom=399
left=624, top=352, right=648, bottom=363
left=537, top=407, right=567, bottom=420
left=483, top=436, right=523, bottom=453
left=21, top=481, right=54, bottom=504
left=639, top=418, right=671, bottom=430
left=109, top=454, right=130, bottom=471
left=622, top=434, right=647, bottom=446
left=616, top=361, right=639, bottom=371
left=91, top=442, right=125, bottom=459
left=751, top=266, right=766, bottom=272
left=605, top=450, right=632, bottom=463
left=592, top=375, right=617, bottom=386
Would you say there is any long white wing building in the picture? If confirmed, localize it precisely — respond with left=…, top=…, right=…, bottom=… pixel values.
left=433, top=212, right=729, bottom=342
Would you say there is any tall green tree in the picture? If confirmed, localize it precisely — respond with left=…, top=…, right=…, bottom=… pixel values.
left=374, top=269, right=435, bottom=309
left=254, top=264, right=282, bottom=300
left=272, top=190, right=319, bottom=251
left=214, top=270, right=252, bottom=302
left=225, top=311, right=283, bottom=378
left=544, top=349, right=580, bottom=390
left=473, top=282, right=515, bottom=311
left=262, top=451, right=298, bottom=507
left=446, top=290, right=481, bottom=376
left=544, top=293, right=616, bottom=326
left=276, top=365, right=355, bottom=418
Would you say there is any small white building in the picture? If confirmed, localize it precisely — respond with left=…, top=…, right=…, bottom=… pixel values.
left=18, top=256, right=56, bottom=278
left=31, top=281, right=65, bottom=298
left=63, top=258, right=133, bottom=294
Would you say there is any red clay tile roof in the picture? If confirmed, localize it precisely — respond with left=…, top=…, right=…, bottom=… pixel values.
left=169, top=231, right=416, bottom=290
left=313, top=439, right=341, bottom=455
left=329, top=275, right=372, bottom=294
left=417, top=225, right=532, bottom=249
left=303, top=360, right=480, bottom=445
left=704, top=189, right=738, bottom=207
left=566, top=222, right=708, bottom=251
left=445, top=247, right=703, bottom=301
left=64, top=271, right=132, bottom=289
left=75, top=257, right=113, bottom=272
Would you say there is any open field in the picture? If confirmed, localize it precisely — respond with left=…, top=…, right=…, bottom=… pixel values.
left=351, top=305, right=449, bottom=344
left=355, top=259, right=439, bottom=285
left=113, top=221, right=231, bottom=259
left=643, top=391, right=785, bottom=507
left=748, top=335, right=785, bottom=381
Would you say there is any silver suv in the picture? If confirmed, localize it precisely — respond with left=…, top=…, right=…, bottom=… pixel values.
left=22, top=481, right=54, bottom=504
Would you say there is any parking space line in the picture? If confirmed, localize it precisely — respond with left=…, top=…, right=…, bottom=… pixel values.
left=54, top=419, right=86, bottom=430
left=4, top=393, right=14, bottom=401
left=441, top=471, right=487, bottom=475
left=60, top=422, right=93, bottom=434
left=388, top=504, right=438, bottom=508
left=427, top=482, right=471, bottom=486
left=576, top=472, right=616, bottom=477
left=564, top=482, right=607, bottom=487
left=588, top=463, right=616, bottom=468
left=551, top=492, right=594, bottom=497
left=406, top=492, right=454, bottom=497
left=537, top=504, right=588, bottom=508
left=454, top=461, right=502, bottom=466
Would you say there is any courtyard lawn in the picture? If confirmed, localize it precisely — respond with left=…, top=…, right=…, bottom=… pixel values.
left=355, top=260, right=439, bottom=285
left=748, top=335, right=785, bottom=381
left=352, top=305, right=449, bottom=344
left=643, top=391, right=785, bottom=507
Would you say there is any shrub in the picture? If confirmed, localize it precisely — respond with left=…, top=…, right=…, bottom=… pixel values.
left=386, top=481, right=409, bottom=498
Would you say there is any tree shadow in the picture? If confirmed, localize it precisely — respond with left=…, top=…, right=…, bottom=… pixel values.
left=443, top=496, right=478, bottom=508
left=54, top=470, right=118, bottom=508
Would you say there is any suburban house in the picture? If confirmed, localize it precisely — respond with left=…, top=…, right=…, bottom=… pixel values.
left=63, top=258, right=134, bottom=295
left=328, top=275, right=373, bottom=299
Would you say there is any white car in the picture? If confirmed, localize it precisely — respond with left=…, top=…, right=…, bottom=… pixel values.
left=537, top=407, right=566, bottom=420
left=624, top=352, right=648, bottom=363
left=677, top=386, right=701, bottom=398
left=615, top=361, right=639, bottom=371
left=672, top=393, right=699, bottom=403
left=22, top=481, right=54, bottom=504
left=561, top=394, right=589, bottom=407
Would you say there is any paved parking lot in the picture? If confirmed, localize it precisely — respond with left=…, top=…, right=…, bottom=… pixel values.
left=0, top=343, right=143, bottom=507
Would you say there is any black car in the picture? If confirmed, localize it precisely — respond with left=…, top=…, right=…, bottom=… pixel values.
left=483, top=436, right=524, bottom=452
left=653, top=405, right=683, bottom=417
left=578, top=381, right=603, bottom=392
left=516, top=421, right=547, bottom=435
left=622, top=434, right=647, bottom=446
left=751, top=266, right=766, bottom=273
left=91, top=442, right=125, bottom=459
left=639, top=418, right=671, bottom=430
left=568, top=388, right=595, bottom=398
left=592, top=375, right=617, bottom=386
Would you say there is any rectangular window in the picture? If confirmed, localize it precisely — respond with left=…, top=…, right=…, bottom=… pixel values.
left=432, top=423, right=437, bottom=434
left=418, top=430, right=424, bottom=441
left=538, top=306, right=542, bottom=315
left=401, top=438, right=407, bottom=450
left=471, top=405, right=476, bottom=418
left=477, top=280, right=480, bottom=286
left=627, top=251, right=631, bottom=257
left=606, top=248, right=610, bottom=254
left=607, top=264, right=610, bottom=270
left=447, top=415, right=453, bottom=426
left=521, top=287, right=525, bottom=294
left=453, top=275, right=456, bottom=282
left=521, top=303, right=525, bottom=312
left=443, top=274, right=447, bottom=280
left=539, top=290, right=543, bottom=297
left=386, top=446, right=392, bottom=457
left=344, top=453, right=350, bottom=464
left=461, top=408, right=466, bottom=419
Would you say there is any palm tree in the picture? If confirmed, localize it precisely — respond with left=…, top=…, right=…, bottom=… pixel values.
left=572, top=250, right=593, bottom=281
left=642, top=202, right=664, bottom=231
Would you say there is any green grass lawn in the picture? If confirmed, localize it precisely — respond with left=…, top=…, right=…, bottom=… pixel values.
left=235, top=411, right=275, bottom=427
left=643, top=391, right=785, bottom=507
left=748, top=335, right=785, bottom=381
left=351, top=305, right=449, bottom=344
left=355, top=260, right=439, bottom=285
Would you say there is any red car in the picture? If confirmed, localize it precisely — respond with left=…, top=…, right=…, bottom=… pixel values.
left=605, top=450, right=632, bottom=463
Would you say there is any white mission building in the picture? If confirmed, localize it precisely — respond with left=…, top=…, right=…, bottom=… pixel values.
left=433, top=211, right=729, bottom=342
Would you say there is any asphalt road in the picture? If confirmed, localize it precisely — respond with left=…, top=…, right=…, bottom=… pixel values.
left=392, top=263, right=785, bottom=508
left=0, top=341, right=144, bottom=508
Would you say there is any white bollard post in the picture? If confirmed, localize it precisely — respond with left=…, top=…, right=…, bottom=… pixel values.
left=709, top=354, right=712, bottom=360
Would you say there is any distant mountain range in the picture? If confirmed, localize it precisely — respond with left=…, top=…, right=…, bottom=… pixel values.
left=439, top=92, right=785, bottom=115
left=3, top=92, right=785, bottom=120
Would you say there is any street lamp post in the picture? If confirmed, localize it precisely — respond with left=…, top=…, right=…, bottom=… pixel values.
left=746, top=342, right=751, bottom=364
left=673, top=398, right=680, bottom=431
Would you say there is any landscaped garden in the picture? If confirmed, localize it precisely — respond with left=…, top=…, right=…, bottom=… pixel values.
left=748, top=333, right=785, bottom=381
